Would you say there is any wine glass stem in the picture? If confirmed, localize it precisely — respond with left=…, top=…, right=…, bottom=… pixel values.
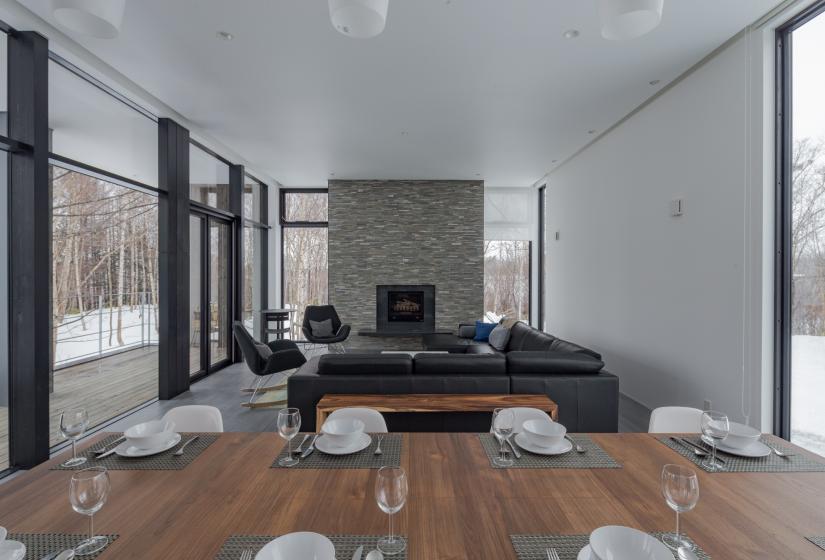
left=71, top=439, right=77, bottom=461
left=88, top=513, right=94, bottom=542
left=388, top=511, right=394, bottom=543
left=712, top=442, right=717, bottom=468
left=499, top=437, right=506, bottom=461
left=675, top=511, right=680, bottom=543
left=288, top=437, right=292, bottom=457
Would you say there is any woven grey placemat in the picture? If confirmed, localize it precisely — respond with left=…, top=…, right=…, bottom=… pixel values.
left=51, top=433, right=219, bottom=471
left=511, top=532, right=710, bottom=559
left=656, top=435, right=825, bottom=473
left=478, top=433, right=621, bottom=469
left=215, top=534, right=407, bottom=559
left=807, top=536, right=825, bottom=552
left=8, top=533, right=118, bottom=559
left=271, top=433, right=401, bottom=469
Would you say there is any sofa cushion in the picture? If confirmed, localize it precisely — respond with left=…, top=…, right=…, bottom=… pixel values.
left=465, top=344, right=501, bottom=355
left=318, top=354, right=413, bottom=376
left=421, top=333, right=473, bottom=353
left=473, top=321, right=497, bottom=342
left=458, top=324, right=476, bottom=338
left=506, top=321, right=556, bottom=351
left=414, top=353, right=506, bottom=376
left=506, top=351, right=604, bottom=374
left=548, top=338, right=602, bottom=360
left=488, top=324, right=511, bottom=351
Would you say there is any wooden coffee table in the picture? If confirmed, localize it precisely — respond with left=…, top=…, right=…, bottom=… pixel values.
left=316, top=393, right=558, bottom=426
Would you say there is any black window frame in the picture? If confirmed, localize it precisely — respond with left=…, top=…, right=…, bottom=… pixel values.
left=242, top=173, right=269, bottom=340
left=279, top=188, right=329, bottom=314
left=774, top=0, right=825, bottom=439
left=538, top=185, right=546, bottom=331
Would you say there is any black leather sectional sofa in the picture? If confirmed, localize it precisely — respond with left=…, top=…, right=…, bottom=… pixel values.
left=287, top=322, right=619, bottom=433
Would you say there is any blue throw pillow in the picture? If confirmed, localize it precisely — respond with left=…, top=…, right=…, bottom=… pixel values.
left=473, top=321, right=497, bottom=342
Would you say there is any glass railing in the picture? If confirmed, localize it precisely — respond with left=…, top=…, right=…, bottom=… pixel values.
left=53, top=291, right=159, bottom=369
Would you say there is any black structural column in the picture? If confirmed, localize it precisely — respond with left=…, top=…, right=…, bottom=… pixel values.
left=158, top=118, right=191, bottom=399
left=8, top=31, right=50, bottom=468
left=230, top=164, right=244, bottom=362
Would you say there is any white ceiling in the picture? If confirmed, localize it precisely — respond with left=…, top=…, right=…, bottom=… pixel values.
left=18, top=0, right=782, bottom=187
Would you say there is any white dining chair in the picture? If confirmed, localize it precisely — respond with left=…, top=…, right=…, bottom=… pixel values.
left=162, top=405, right=224, bottom=432
left=326, top=407, right=388, bottom=433
left=493, top=407, right=553, bottom=434
left=648, top=406, right=703, bottom=433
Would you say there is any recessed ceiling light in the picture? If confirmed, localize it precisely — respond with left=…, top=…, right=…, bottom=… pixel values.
left=552, top=160, right=558, bottom=164
left=587, top=130, right=597, bottom=135
left=216, top=31, right=234, bottom=41
left=649, top=79, right=661, bottom=85
left=400, top=131, right=408, bottom=136
left=563, top=29, right=580, bottom=39
left=329, top=172, right=336, bottom=176
left=475, top=173, right=481, bottom=177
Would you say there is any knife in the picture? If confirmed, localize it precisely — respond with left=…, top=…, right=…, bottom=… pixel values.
left=293, top=434, right=311, bottom=455
left=95, top=446, right=119, bottom=460
left=94, top=435, right=126, bottom=455
left=685, top=437, right=727, bottom=463
left=300, top=434, right=319, bottom=458
left=352, top=545, right=364, bottom=560
left=505, top=436, right=522, bottom=459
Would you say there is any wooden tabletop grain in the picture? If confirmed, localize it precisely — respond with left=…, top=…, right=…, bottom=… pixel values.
left=1, top=432, right=824, bottom=559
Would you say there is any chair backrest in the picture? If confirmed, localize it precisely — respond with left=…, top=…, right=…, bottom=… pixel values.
left=490, top=407, right=553, bottom=434
left=302, top=305, right=342, bottom=334
left=162, top=405, right=224, bottom=432
left=648, top=406, right=703, bottom=433
left=233, top=321, right=266, bottom=374
left=326, top=407, right=388, bottom=433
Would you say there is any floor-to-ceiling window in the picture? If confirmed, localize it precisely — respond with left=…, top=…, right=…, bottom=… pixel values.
left=483, top=240, right=531, bottom=323
left=189, top=142, right=233, bottom=377
left=280, top=189, right=328, bottom=338
left=48, top=58, right=159, bottom=447
left=778, top=2, right=825, bottom=456
left=243, top=175, right=268, bottom=340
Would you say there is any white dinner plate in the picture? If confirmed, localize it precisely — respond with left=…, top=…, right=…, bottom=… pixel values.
left=254, top=532, right=336, bottom=560
left=590, top=526, right=674, bottom=560
left=577, top=544, right=593, bottom=560
left=514, top=433, right=573, bottom=456
left=700, top=435, right=771, bottom=458
left=115, top=432, right=181, bottom=458
left=315, top=433, right=372, bottom=455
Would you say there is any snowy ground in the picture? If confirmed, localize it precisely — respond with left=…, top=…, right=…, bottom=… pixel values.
left=54, top=305, right=158, bottom=366
left=791, top=335, right=825, bottom=457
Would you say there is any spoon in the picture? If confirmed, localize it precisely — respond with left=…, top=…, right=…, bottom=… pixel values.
left=677, top=546, right=698, bottom=560
left=365, top=550, right=384, bottom=560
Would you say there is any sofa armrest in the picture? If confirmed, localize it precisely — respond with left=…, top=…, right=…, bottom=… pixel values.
left=506, top=351, right=604, bottom=374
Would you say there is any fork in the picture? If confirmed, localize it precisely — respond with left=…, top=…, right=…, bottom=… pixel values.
left=374, top=434, right=384, bottom=456
left=546, top=547, right=561, bottom=560
left=239, top=548, right=253, bottom=560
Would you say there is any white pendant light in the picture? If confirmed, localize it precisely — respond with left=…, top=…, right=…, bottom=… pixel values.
left=51, top=0, right=126, bottom=39
left=329, top=0, right=389, bottom=39
left=599, top=0, right=664, bottom=41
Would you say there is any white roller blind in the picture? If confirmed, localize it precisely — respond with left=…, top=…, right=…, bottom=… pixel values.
left=484, top=187, right=537, bottom=240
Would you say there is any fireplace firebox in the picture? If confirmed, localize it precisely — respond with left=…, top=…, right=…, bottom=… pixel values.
left=376, top=285, right=435, bottom=333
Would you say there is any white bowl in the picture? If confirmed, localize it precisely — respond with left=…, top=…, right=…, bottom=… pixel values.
left=589, top=526, right=674, bottom=560
left=254, top=532, right=336, bottom=560
left=522, top=419, right=566, bottom=449
left=124, top=420, right=176, bottom=449
left=723, top=422, right=761, bottom=450
left=0, top=540, right=26, bottom=560
left=321, top=418, right=365, bottom=448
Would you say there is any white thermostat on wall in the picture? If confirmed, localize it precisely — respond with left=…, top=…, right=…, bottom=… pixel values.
left=670, top=198, right=684, bottom=217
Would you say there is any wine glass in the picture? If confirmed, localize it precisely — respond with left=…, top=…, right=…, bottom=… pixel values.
left=660, top=464, right=700, bottom=551
left=60, top=409, right=89, bottom=468
left=70, top=467, right=111, bottom=555
left=277, top=408, right=301, bottom=467
left=375, top=466, right=408, bottom=556
left=491, top=408, right=515, bottom=467
left=700, top=411, right=729, bottom=472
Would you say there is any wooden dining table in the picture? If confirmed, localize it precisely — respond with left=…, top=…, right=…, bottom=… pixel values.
left=1, top=432, right=824, bottom=559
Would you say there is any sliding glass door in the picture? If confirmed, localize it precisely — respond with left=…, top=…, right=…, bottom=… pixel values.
left=777, top=2, right=825, bottom=456
left=190, top=212, right=233, bottom=378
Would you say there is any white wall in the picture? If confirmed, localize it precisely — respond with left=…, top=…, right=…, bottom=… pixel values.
left=543, top=30, right=773, bottom=429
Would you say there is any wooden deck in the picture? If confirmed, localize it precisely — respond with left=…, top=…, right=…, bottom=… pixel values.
left=0, top=346, right=160, bottom=469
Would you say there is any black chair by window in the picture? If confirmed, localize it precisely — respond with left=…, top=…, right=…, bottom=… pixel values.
left=233, top=322, right=307, bottom=407
left=301, top=305, right=351, bottom=355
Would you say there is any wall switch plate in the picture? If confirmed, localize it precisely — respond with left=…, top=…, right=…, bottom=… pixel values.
left=703, top=399, right=712, bottom=411
left=670, top=198, right=684, bottom=217
left=555, top=231, right=560, bottom=241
